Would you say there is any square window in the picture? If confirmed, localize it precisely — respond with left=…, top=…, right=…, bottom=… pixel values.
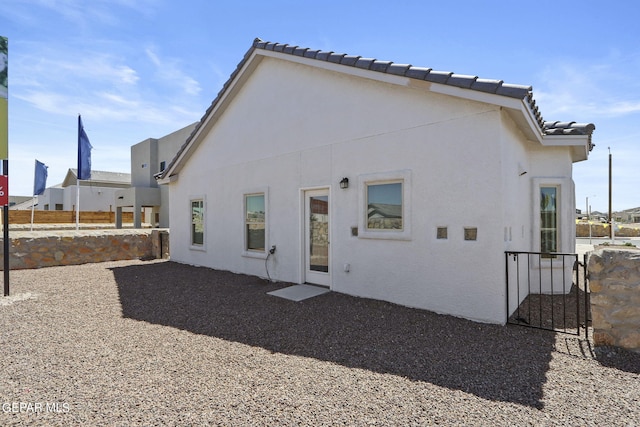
left=464, top=227, right=477, bottom=241
left=437, top=227, right=448, bottom=239
left=358, top=170, right=411, bottom=241
left=366, top=182, right=403, bottom=230
left=245, top=194, right=265, bottom=252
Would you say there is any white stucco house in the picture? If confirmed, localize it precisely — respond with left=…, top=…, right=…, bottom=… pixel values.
left=33, top=169, right=131, bottom=212
left=159, top=38, right=595, bottom=324
left=115, top=122, right=198, bottom=228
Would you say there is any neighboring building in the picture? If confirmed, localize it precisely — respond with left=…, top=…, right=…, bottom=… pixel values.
left=616, top=207, right=640, bottom=223
left=8, top=196, right=32, bottom=209
left=159, top=39, right=595, bottom=324
left=26, top=169, right=131, bottom=212
left=115, top=122, right=197, bottom=228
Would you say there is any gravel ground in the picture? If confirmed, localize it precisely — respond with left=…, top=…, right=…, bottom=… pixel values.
left=0, top=259, right=638, bottom=426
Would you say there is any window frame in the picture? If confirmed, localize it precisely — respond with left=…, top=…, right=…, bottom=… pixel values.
left=539, top=185, right=559, bottom=255
left=242, top=188, right=269, bottom=259
left=189, top=197, right=205, bottom=250
left=358, top=170, right=412, bottom=241
left=532, top=177, right=573, bottom=262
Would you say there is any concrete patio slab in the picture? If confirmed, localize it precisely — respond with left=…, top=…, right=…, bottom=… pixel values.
left=267, top=284, right=330, bottom=302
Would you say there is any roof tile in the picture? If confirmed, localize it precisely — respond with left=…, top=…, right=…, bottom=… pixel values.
left=315, top=51, right=333, bottom=61
left=424, top=71, right=453, bottom=84
left=404, top=66, right=432, bottom=80
left=303, top=49, right=320, bottom=59
left=495, top=83, right=531, bottom=99
left=283, top=45, right=297, bottom=54
left=354, top=58, right=376, bottom=70
left=447, top=74, right=478, bottom=89
left=340, top=55, right=361, bottom=66
left=370, top=60, right=392, bottom=73
left=273, top=43, right=287, bottom=52
left=328, top=53, right=346, bottom=64
left=387, top=63, right=411, bottom=76
left=470, top=78, right=503, bottom=94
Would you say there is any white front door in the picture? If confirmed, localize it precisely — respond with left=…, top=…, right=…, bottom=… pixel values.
left=304, top=189, right=330, bottom=286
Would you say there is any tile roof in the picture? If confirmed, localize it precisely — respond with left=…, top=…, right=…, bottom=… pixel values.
left=253, top=39, right=545, bottom=122
left=543, top=121, right=596, bottom=137
left=68, top=169, right=131, bottom=184
left=162, top=38, right=595, bottom=179
left=253, top=39, right=595, bottom=144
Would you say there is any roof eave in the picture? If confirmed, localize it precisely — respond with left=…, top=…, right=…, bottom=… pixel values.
left=160, top=46, right=265, bottom=181
left=541, top=134, right=591, bottom=162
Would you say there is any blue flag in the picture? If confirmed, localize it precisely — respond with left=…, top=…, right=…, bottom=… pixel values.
left=33, top=159, right=48, bottom=196
left=77, top=115, right=92, bottom=180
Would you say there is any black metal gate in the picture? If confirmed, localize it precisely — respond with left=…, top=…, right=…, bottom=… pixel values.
left=505, top=251, right=590, bottom=339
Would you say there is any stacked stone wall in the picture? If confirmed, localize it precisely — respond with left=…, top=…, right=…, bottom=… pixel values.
left=576, top=222, right=640, bottom=238
left=587, top=248, right=640, bottom=353
left=0, top=229, right=169, bottom=270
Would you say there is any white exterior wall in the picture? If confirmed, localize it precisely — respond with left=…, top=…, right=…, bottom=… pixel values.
left=500, top=112, right=576, bottom=311
left=168, top=57, right=527, bottom=324
left=63, top=185, right=120, bottom=212
left=37, top=187, right=64, bottom=210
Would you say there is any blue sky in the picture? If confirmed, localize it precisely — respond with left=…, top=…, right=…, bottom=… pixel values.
left=1, top=0, right=638, bottom=212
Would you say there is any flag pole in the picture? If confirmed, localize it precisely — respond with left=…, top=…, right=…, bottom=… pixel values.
left=76, top=114, right=81, bottom=231
left=30, top=196, right=35, bottom=231
left=76, top=180, right=80, bottom=230
left=76, top=114, right=92, bottom=231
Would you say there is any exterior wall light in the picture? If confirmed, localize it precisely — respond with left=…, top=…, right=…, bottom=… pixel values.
left=339, top=177, right=349, bottom=189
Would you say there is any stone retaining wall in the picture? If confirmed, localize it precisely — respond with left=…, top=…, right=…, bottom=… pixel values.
left=577, top=222, right=640, bottom=238
left=587, top=248, right=640, bottom=353
left=0, top=229, right=170, bottom=270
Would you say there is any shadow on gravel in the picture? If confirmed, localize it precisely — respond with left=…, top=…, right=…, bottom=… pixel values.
left=594, top=346, right=640, bottom=374
left=112, top=262, right=557, bottom=408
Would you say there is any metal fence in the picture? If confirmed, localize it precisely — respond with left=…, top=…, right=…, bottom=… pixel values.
left=505, top=251, right=590, bottom=340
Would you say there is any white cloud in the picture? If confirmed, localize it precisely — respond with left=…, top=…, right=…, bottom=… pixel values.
left=533, top=55, right=640, bottom=120
left=10, top=41, right=205, bottom=127
left=3, top=0, right=160, bottom=28
left=145, top=47, right=202, bottom=96
left=15, top=53, right=139, bottom=87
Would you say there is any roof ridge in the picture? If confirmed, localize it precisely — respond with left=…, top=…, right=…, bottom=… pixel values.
left=253, top=38, right=532, bottom=98
left=159, top=38, right=595, bottom=180
left=252, top=38, right=552, bottom=132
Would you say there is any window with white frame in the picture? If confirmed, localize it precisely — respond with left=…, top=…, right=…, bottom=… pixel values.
left=540, top=186, right=558, bottom=254
left=358, top=170, right=411, bottom=240
left=190, top=199, right=204, bottom=246
left=367, top=181, right=403, bottom=231
left=245, top=193, right=265, bottom=252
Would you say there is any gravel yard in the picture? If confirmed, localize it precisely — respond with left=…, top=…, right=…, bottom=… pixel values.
left=0, top=259, right=638, bottom=426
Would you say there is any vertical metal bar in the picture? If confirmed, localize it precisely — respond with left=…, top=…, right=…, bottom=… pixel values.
left=538, top=253, right=543, bottom=328
left=550, top=254, right=554, bottom=331
left=3, top=159, right=9, bottom=296
left=505, top=252, right=510, bottom=324
left=584, top=253, right=590, bottom=341
left=562, top=255, right=567, bottom=332
left=527, top=253, right=532, bottom=324
left=575, top=254, right=580, bottom=336
left=515, top=253, right=520, bottom=323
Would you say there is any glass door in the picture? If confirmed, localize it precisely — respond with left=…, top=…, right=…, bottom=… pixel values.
left=304, top=189, right=330, bottom=286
